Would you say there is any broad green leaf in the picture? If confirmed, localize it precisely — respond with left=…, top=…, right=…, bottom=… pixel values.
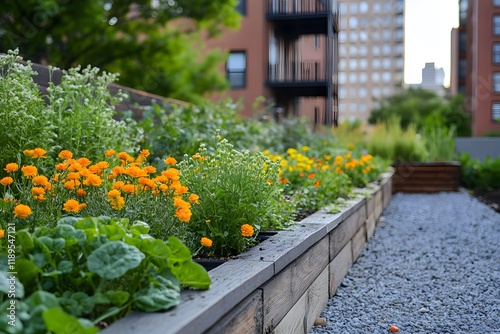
left=43, top=308, right=99, bottom=334
left=32, top=238, right=52, bottom=268
left=93, top=292, right=110, bottom=305
left=0, top=271, right=24, bottom=298
left=131, top=221, right=150, bottom=234
left=74, top=217, right=99, bottom=231
left=26, top=291, right=60, bottom=309
left=133, top=282, right=180, bottom=312
left=57, top=216, right=81, bottom=226
left=57, top=260, right=73, bottom=273
left=170, top=261, right=211, bottom=290
left=15, top=259, right=42, bottom=287
left=139, top=238, right=171, bottom=259
left=37, top=236, right=65, bottom=252
left=87, top=241, right=145, bottom=279
left=105, top=290, right=130, bottom=307
left=58, top=291, right=95, bottom=317
left=16, top=230, right=34, bottom=253
left=54, top=225, right=86, bottom=246
left=167, top=236, right=192, bottom=262
left=101, top=225, right=126, bottom=241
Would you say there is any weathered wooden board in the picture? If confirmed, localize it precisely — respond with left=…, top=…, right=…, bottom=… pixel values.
left=329, top=240, right=353, bottom=296
left=262, top=238, right=329, bottom=333
left=273, top=268, right=329, bottom=334
left=392, top=162, right=461, bottom=193
left=205, top=290, right=263, bottom=334
left=351, top=224, right=367, bottom=261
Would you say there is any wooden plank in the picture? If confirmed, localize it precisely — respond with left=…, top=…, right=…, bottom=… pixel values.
left=262, top=238, right=329, bottom=333
left=101, top=259, right=273, bottom=334
left=329, top=210, right=360, bottom=260
left=351, top=224, right=367, bottom=261
left=366, top=212, right=376, bottom=240
left=205, top=290, right=263, bottom=334
left=273, top=268, right=329, bottom=334
left=373, top=189, right=383, bottom=220
left=329, top=240, right=353, bottom=296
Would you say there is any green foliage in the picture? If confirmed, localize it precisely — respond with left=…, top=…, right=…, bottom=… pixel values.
left=459, top=153, right=500, bottom=190
left=178, top=134, right=296, bottom=257
left=0, top=0, right=241, bottom=102
left=368, top=88, right=471, bottom=136
left=421, top=124, right=457, bottom=161
left=0, top=50, right=54, bottom=173
left=0, top=216, right=210, bottom=333
left=0, top=50, right=141, bottom=178
left=367, top=117, right=428, bottom=162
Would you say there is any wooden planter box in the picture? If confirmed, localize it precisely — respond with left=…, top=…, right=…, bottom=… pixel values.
left=101, top=171, right=394, bottom=334
left=392, top=162, right=461, bottom=194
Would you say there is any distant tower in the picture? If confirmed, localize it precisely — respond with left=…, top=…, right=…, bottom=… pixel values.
left=421, top=62, right=444, bottom=86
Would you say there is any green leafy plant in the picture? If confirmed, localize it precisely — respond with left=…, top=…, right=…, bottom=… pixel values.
left=0, top=216, right=210, bottom=334
left=421, top=124, right=457, bottom=161
left=460, top=153, right=500, bottom=190
left=178, top=133, right=296, bottom=257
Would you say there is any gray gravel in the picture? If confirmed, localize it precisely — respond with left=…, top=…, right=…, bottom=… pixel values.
left=310, top=192, right=500, bottom=334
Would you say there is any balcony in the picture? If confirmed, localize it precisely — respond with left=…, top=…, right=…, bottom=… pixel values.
left=266, top=0, right=337, bottom=35
left=267, top=60, right=329, bottom=96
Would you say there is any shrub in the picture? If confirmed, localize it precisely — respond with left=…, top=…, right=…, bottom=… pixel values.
left=178, top=134, right=296, bottom=257
left=460, top=153, right=500, bottom=190
left=0, top=216, right=210, bottom=333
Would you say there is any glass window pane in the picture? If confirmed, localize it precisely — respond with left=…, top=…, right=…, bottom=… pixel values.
left=228, top=52, right=246, bottom=70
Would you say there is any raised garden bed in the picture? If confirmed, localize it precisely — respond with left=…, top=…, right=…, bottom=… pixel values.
left=100, top=171, right=394, bottom=334
left=392, top=161, right=461, bottom=193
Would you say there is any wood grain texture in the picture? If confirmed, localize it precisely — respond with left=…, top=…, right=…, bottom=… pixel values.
left=262, top=238, right=329, bottom=333
left=329, top=240, right=353, bottom=296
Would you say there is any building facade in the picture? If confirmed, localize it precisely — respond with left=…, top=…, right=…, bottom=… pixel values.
left=451, top=0, right=500, bottom=135
left=337, top=0, right=404, bottom=123
left=205, top=0, right=340, bottom=127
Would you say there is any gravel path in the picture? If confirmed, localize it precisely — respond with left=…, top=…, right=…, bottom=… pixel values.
left=310, top=192, right=500, bottom=334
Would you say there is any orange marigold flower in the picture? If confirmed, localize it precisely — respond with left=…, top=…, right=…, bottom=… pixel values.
left=143, top=165, right=156, bottom=174
left=67, top=172, right=80, bottom=180
left=138, top=177, right=155, bottom=190
left=175, top=207, right=192, bottom=222
left=21, top=165, right=37, bottom=178
left=299, top=172, right=305, bottom=177
left=122, top=184, right=136, bottom=194
left=32, top=148, right=47, bottom=159
left=0, top=229, right=4, bottom=238
left=112, top=166, right=126, bottom=176
left=307, top=173, right=316, bottom=179
left=63, top=199, right=80, bottom=213
left=68, top=162, right=83, bottom=172
left=77, top=158, right=91, bottom=167
left=162, top=168, right=180, bottom=181
left=314, top=180, right=321, bottom=188
left=164, top=157, right=177, bottom=165
left=125, top=166, right=147, bottom=178
left=83, top=174, right=103, bottom=187
left=112, top=181, right=125, bottom=189
left=97, top=161, right=109, bottom=169
left=79, top=203, right=87, bottom=210
left=107, top=189, right=121, bottom=199
left=31, top=187, right=46, bottom=196
left=159, top=184, right=169, bottom=192
left=110, top=196, right=125, bottom=210
left=13, top=204, right=32, bottom=219
left=140, top=149, right=150, bottom=158
left=76, top=189, right=87, bottom=197
left=58, top=150, right=73, bottom=160
left=32, top=175, right=49, bottom=186
left=200, top=237, right=213, bottom=247
left=0, top=177, right=13, bottom=186
left=64, top=180, right=80, bottom=190
left=4, top=163, right=18, bottom=173
left=189, top=194, right=200, bottom=204
left=55, top=163, right=68, bottom=171
left=241, top=224, right=254, bottom=237
left=174, top=197, right=191, bottom=210
left=117, top=152, right=134, bottom=162
left=23, top=149, right=34, bottom=157
left=34, top=194, right=46, bottom=202
left=105, top=149, right=116, bottom=157
left=172, top=184, right=189, bottom=195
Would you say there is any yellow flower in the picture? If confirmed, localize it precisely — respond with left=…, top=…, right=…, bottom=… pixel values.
left=140, top=149, right=150, bottom=158
left=105, top=149, right=116, bottom=157
left=164, top=157, right=177, bottom=165
left=241, top=224, right=254, bottom=237
left=110, top=196, right=125, bottom=210
left=76, top=189, right=87, bottom=197
left=32, top=175, right=49, bottom=186
left=67, top=172, right=80, bottom=180
left=0, top=229, right=4, bottom=239
left=55, top=162, right=68, bottom=172
left=4, top=163, right=18, bottom=173
left=112, top=181, right=125, bottom=190
left=21, top=165, right=37, bottom=178
left=125, top=166, right=147, bottom=178
left=175, top=208, right=192, bottom=222
left=24, top=148, right=47, bottom=159
left=122, top=184, right=136, bottom=194
left=200, top=237, right=213, bottom=247
left=64, top=180, right=80, bottom=190
left=13, top=204, right=32, bottom=219
left=58, top=150, right=73, bottom=160
left=0, top=177, right=13, bottom=186
left=301, top=146, right=309, bottom=152
left=107, top=189, right=121, bottom=199
left=162, top=168, right=180, bottom=181
left=144, top=166, right=157, bottom=174
left=63, top=199, right=81, bottom=213
left=83, top=174, right=103, bottom=187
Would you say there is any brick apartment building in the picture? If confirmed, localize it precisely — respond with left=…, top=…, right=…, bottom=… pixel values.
left=451, top=0, right=500, bottom=135
left=205, top=0, right=340, bottom=126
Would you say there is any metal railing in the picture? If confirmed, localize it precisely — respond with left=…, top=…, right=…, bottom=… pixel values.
left=268, top=60, right=325, bottom=82
left=267, top=0, right=330, bottom=15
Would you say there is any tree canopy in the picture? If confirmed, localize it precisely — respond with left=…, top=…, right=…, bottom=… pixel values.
left=0, top=0, right=241, bottom=103
left=368, top=88, right=471, bottom=136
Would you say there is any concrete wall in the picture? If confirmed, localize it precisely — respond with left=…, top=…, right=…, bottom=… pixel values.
left=455, top=137, right=500, bottom=161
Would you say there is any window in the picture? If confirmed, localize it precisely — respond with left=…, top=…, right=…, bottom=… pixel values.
left=349, top=59, right=358, bottom=70
left=359, top=58, right=367, bottom=70
left=349, top=17, right=358, bottom=28
left=236, top=0, right=246, bottom=15
left=459, top=59, right=466, bottom=78
left=372, top=72, right=380, bottom=81
left=383, top=44, right=391, bottom=55
left=494, top=43, right=500, bottom=64
left=383, top=59, right=391, bottom=69
left=495, top=0, right=500, bottom=7
left=373, top=59, right=381, bottom=69
left=382, top=72, right=392, bottom=82
left=492, top=103, right=500, bottom=122
left=493, top=73, right=500, bottom=92
left=494, top=15, right=500, bottom=35
left=227, top=51, right=246, bottom=88
left=350, top=3, right=358, bottom=14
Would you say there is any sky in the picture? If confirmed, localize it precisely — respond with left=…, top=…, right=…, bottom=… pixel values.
left=404, top=0, right=459, bottom=87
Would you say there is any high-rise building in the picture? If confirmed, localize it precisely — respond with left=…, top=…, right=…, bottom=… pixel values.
left=337, top=0, right=404, bottom=123
left=415, top=62, right=446, bottom=96
left=450, top=0, right=500, bottom=135
left=204, top=0, right=340, bottom=127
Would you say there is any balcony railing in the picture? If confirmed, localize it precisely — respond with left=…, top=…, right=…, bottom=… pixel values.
left=267, top=0, right=330, bottom=15
left=268, top=60, right=325, bottom=83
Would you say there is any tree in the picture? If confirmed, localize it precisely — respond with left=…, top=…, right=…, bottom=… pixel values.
left=0, top=0, right=241, bottom=103
left=368, top=88, right=471, bottom=136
